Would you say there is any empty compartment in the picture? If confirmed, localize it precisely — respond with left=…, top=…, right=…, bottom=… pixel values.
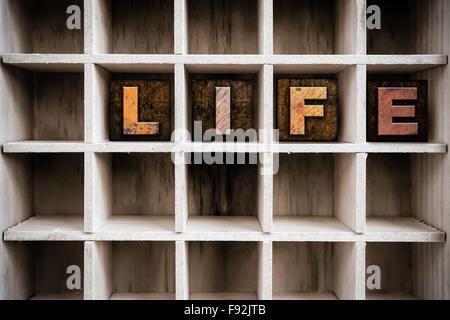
left=274, top=0, right=336, bottom=54
left=2, top=0, right=84, bottom=53
left=112, top=153, right=175, bottom=216
left=0, top=153, right=84, bottom=236
left=189, top=241, right=258, bottom=299
left=187, top=157, right=262, bottom=232
left=367, top=154, right=412, bottom=217
left=87, top=152, right=175, bottom=232
left=367, top=0, right=443, bottom=54
left=4, top=70, right=84, bottom=141
left=273, top=153, right=361, bottom=233
left=34, top=153, right=84, bottom=215
left=188, top=0, right=258, bottom=54
left=368, top=153, right=443, bottom=215
left=366, top=242, right=419, bottom=299
left=274, top=154, right=334, bottom=217
left=109, top=0, right=174, bottom=54
left=30, top=241, right=84, bottom=300
left=110, top=241, right=175, bottom=299
left=274, top=242, right=362, bottom=300
left=273, top=242, right=336, bottom=299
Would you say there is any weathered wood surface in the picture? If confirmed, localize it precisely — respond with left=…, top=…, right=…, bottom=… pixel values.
left=274, top=0, right=335, bottom=54
left=290, top=87, right=327, bottom=135
left=215, top=87, right=231, bottom=134
left=123, top=87, right=159, bottom=135
left=367, top=80, right=427, bottom=142
left=188, top=0, right=258, bottom=54
left=112, top=0, right=174, bottom=54
left=277, top=78, right=338, bottom=141
left=191, top=77, right=255, bottom=136
left=188, top=162, right=257, bottom=216
left=110, top=79, right=172, bottom=141
left=189, top=242, right=257, bottom=293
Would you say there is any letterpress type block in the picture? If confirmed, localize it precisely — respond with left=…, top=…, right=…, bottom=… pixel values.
left=367, top=80, right=427, bottom=142
left=110, top=79, right=172, bottom=141
left=277, top=78, right=338, bottom=141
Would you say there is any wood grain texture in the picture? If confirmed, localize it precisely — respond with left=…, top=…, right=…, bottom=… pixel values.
left=273, top=154, right=334, bottom=216
left=367, top=0, right=418, bottom=54
left=277, top=78, right=338, bottom=141
left=191, top=77, right=255, bottom=136
left=188, top=162, right=257, bottom=216
left=34, top=73, right=84, bottom=140
left=377, top=88, right=418, bottom=136
left=367, top=80, right=427, bottom=142
left=366, top=154, right=412, bottom=217
left=274, top=0, right=335, bottom=54
left=215, top=87, right=231, bottom=134
left=110, top=78, right=172, bottom=141
left=123, top=87, right=159, bottom=135
left=31, top=0, right=84, bottom=53
left=273, top=242, right=333, bottom=294
left=189, top=242, right=257, bottom=293
left=34, top=154, right=84, bottom=215
left=408, top=0, right=450, bottom=300
left=290, top=87, right=326, bottom=135
left=112, top=0, right=174, bottom=54
left=113, top=242, right=175, bottom=294
left=188, top=0, right=258, bottom=54
left=35, top=242, right=84, bottom=295
left=112, top=153, right=174, bottom=215
left=366, top=243, right=413, bottom=295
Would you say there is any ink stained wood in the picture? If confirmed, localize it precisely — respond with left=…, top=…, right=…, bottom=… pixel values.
left=277, top=78, right=338, bottom=141
left=191, top=78, right=254, bottom=136
left=367, top=80, right=427, bottom=142
left=290, top=87, right=327, bottom=135
left=215, top=87, right=231, bottom=134
left=123, top=87, right=159, bottom=135
left=110, top=79, right=171, bottom=141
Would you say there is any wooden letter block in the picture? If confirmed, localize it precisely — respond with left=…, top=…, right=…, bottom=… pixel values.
left=110, top=79, right=172, bottom=141
left=123, top=87, right=159, bottom=135
left=215, top=87, right=231, bottom=134
left=277, top=78, right=337, bottom=141
left=191, top=76, right=254, bottom=136
left=367, top=80, right=427, bottom=142
left=290, top=87, right=326, bottom=135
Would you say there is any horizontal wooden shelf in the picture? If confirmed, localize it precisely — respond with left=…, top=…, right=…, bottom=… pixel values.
left=276, top=142, right=447, bottom=154
left=185, top=216, right=262, bottom=234
left=30, top=292, right=83, bottom=300
left=365, top=293, right=417, bottom=300
left=3, top=141, right=447, bottom=154
left=2, top=141, right=176, bottom=153
left=273, top=292, right=338, bottom=300
left=4, top=215, right=444, bottom=243
left=365, top=217, right=445, bottom=242
left=272, top=217, right=355, bottom=241
left=2, top=54, right=447, bottom=73
left=190, top=292, right=258, bottom=300
left=109, top=293, right=175, bottom=300
left=1, top=0, right=448, bottom=301
left=3, top=215, right=84, bottom=240
left=96, top=215, right=174, bottom=235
